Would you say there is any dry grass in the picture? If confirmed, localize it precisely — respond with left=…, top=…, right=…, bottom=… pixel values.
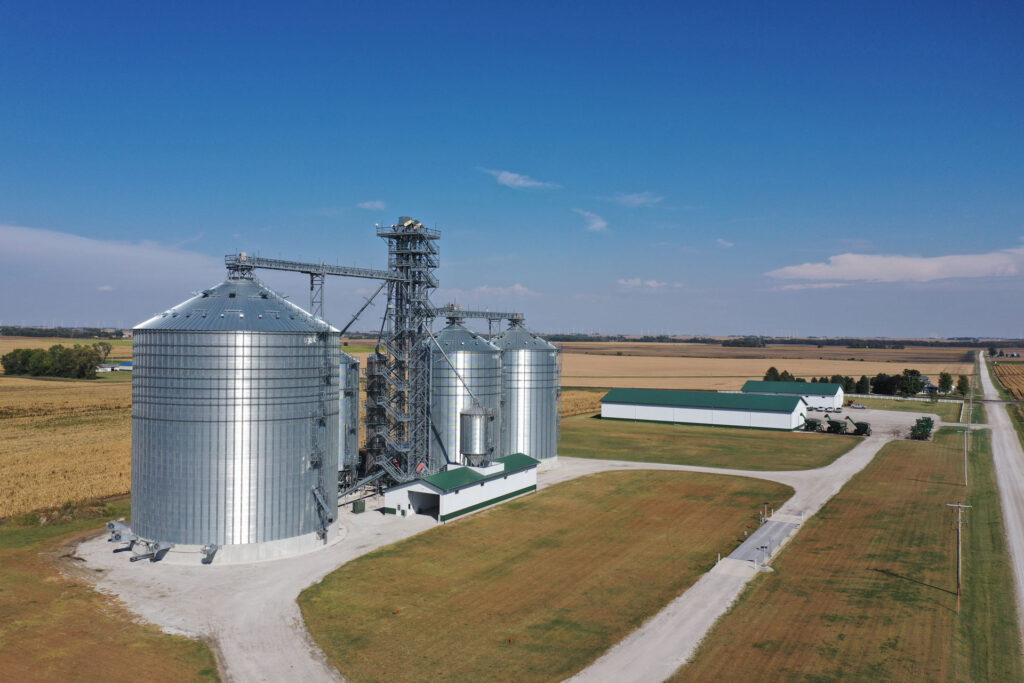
left=300, top=470, right=792, bottom=682
left=678, top=428, right=1022, bottom=681
left=560, top=389, right=605, bottom=417
left=993, top=363, right=1024, bottom=399
left=0, top=499, right=219, bottom=681
left=0, top=376, right=131, bottom=518
left=0, top=336, right=133, bottom=362
left=560, top=354, right=973, bottom=391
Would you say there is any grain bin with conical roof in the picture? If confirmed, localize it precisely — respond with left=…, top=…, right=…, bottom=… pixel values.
left=428, top=321, right=502, bottom=466
left=129, top=276, right=340, bottom=563
left=493, top=320, right=560, bottom=462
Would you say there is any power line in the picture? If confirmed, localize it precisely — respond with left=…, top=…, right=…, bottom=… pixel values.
left=946, top=501, right=973, bottom=614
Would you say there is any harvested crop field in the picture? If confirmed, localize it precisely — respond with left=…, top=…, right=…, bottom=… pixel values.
left=559, top=353, right=973, bottom=391
left=0, top=376, right=131, bottom=518
left=0, top=336, right=133, bottom=362
left=558, top=342, right=975, bottom=363
left=678, top=428, right=1022, bottom=681
left=300, top=470, right=792, bottom=682
left=559, top=414, right=856, bottom=470
left=993, top=362, right=1024, bottom=399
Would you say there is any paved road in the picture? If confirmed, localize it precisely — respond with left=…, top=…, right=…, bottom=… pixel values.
left=76, top=403, right=948, bottom=683
left=978, top=351, right=1024, bottom=646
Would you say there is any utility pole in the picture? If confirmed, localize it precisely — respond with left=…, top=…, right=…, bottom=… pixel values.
left=965, top=377, right=973, bottom=488
left=947, top=501, right=972, bottom=614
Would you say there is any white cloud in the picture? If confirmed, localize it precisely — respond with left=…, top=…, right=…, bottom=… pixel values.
left=480, top=168, right=560, bottom=189
left=617, top=278, right=683, bottom=291
left=0, top=224, right=222, bottom=325
left=573, top=209, right=609, bottom=233
left=775, top=282, right=851, bottom=291
left=357, top=200, right=387, bottom=210
left=608, top=192, right=664, bottom=207
left=438, top=283, right=539, bottom=299
left=766, top=246, right=1024, bottom=283
left=716, top=238, right=734, bottom=248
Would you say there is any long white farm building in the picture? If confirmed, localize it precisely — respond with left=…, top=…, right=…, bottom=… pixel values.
left=601, top=388, right=807, bottom=430
left=741, top=380, right=844, bottom=410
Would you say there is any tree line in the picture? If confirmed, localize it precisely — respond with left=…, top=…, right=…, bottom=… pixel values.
left=763, top=367, right=972, bottom=397
left=1, top=344, right=109, bottom=379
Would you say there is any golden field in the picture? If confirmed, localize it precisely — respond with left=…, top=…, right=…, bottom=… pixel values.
left=560, top=353, right=973, bottom=391
left=0, top=336, right=133, bottom=362
left=993, top=362, right=1024, bottom=399
left=0, top=376, right=131, bottom=518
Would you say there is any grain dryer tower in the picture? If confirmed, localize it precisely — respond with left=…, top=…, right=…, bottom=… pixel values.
left=493, top=320, right=560, bottom=462
left=125, top=275, right=341, bottom=563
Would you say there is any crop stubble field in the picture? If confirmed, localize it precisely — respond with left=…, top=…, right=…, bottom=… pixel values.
left=993, top=362, right=1024, bottom=399
left=677, top=427, right=1022, bottom=681
left=560, top=349, right=973, bottom=391
left=300, top=470, right=792, bottom=682
left=0, top=376, right=131, bottom=518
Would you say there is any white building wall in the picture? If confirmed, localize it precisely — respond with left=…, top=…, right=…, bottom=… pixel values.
left=603, top=401, right=804, bottom=430
left=383, top=481, right=437, bottom=514
left=438, top=467, right=537, bottom=521
left=602, top=403, right=637, bottom=420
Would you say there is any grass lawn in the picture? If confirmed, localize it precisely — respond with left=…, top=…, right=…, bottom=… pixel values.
left=300, top=470, right=792, bottom=682
left=852, top=396, right=963, bottom=422
left=0, top=499, right=219, bottom=681
left=558, top=414, right=856, bottom=470
left=678, top=427, right=1022, bottom=681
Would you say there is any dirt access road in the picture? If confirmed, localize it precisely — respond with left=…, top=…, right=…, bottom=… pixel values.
left=979, top=351, right=1024, bottom=648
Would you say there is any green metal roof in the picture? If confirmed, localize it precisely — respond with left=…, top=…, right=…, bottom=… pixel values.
left=493, top=453, right=540, bottom=473
left=417, top=453, right=541, bottom=493
left=601, top=388, right=803, bottom=412
left=741, top=381, right=842, bottom=396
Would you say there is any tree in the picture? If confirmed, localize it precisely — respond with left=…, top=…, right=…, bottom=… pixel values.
left=856, top=375, right=870, bottom=393
left=899, top=369, right=925, bottom=397
left=841, top=376, right=856, bottom=393
left=779, top=370, right=795, bottom=382
left=989, top=346, right=998, bottom=358
left=956, top=375, right=970, bottom=397
left=763, top=366, right=781, bottom=381
left=93, top=341, right=112, bottom=362
left=938, top=372, right=953, bottom=394
left=871, top=373, right=900, bottom=395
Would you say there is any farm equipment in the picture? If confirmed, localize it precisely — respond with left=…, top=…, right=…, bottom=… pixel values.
left=825, top=416, right=848, bottom=434
left=910, top=416, right=934, bottom=440
left=845, top=416, right=871, bottom=436
left=804, top=418, right=822, bottom=432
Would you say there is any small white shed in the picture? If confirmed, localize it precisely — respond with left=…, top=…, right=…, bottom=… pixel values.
left=383, top=453, right=539, bottom=522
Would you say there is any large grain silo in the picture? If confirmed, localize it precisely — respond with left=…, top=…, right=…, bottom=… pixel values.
left=339, top=349, right=360, bottom=481
left=130, top=276, right=341, bottom=564
left=428, top=321, right=502, bottom=466
left=493, top=321, right=560, bottom=461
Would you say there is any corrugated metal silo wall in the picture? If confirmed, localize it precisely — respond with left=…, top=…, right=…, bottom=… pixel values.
left=429, top=343, right=502, bottom=465
left=500, top=345, right=560, bottom=459
left=131, top=329, right=340, bottom=546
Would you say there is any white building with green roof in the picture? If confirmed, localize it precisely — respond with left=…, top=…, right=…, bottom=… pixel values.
left=741, top=380, right=844, bottom=410
left=382, top=453, right=539, bottom=522
left=601, top=388, right=807, bottom=430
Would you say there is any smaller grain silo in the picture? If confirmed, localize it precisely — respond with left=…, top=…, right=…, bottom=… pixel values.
left=493, top=321, right=560, bottom=461
left=428, top=322, right=502, bottom=466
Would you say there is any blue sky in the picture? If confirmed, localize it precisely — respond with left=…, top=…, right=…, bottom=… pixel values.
left=1, top=2, right=1022, bottom=336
